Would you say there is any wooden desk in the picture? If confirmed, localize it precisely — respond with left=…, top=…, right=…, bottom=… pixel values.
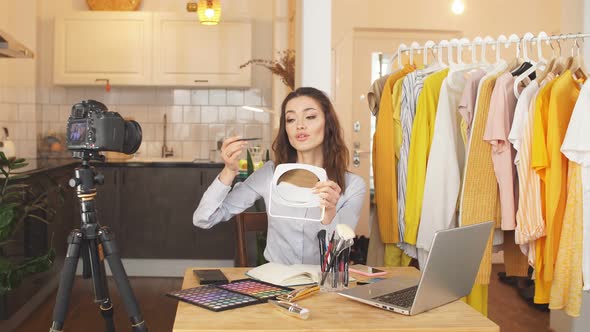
left=172, top=267, right=499, bottom=332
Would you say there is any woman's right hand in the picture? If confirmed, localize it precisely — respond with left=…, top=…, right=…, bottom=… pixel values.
left=218, top=136, right=248, bottom=185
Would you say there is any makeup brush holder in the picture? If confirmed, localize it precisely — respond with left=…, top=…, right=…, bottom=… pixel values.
left=318, top=270, right=346, bottom=292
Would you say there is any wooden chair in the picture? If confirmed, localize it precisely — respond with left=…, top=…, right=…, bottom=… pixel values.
left=234, top=211, right=268, bottom=267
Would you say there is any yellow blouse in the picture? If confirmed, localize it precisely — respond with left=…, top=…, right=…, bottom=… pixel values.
left=533, top=72, right=581, bottom=303
left=404, top=68, right=449, bottom=245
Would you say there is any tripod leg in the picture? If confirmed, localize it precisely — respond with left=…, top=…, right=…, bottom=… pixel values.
left=50, top=230, right=82, bottom=332
left=99, top=227, right=148, bottom=332
left=85, top=236, right=116, bottom=332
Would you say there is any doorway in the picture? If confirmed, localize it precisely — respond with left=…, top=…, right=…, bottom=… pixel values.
left=333, top=28, right=460, bottom=237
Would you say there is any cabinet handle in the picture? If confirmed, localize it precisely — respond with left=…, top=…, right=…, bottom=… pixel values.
left=121, top=171, right=125, bottom=185
left=200, top=171, right=204, bottom=186
left=114, top=170, right=117, bottom=185
left=95, top=78, right=111, bottom=92
left=194, top=80, right=209, bottom=83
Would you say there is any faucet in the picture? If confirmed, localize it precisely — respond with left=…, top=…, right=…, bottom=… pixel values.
left=162, top=114, right=174, bottom=158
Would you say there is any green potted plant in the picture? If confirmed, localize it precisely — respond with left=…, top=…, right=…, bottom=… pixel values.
left=0, top=152, right=59, bottom=319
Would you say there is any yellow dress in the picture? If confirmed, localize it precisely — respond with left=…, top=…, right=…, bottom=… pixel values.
left=549, top=161, right=583, bottom=317
left=404, top=68, right=449, bottom=245
left=532, top=72, right=581, bottom=303
left=385, top=76, right=414, bottom=267
left=374, top=65, right=415, bottom=244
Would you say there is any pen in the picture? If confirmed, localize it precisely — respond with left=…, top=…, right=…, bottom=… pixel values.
left=268, top=300, right=310, bottom=320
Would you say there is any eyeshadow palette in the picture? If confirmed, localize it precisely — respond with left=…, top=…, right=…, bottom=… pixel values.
left=217, top=279, right=293, bottom=302
left=167, top=285, right=259, bottom=312
left=167, top=279, right=293, bottom=312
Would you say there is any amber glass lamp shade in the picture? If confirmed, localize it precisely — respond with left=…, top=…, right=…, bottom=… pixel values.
left=197, top=0, right=221, bottom=25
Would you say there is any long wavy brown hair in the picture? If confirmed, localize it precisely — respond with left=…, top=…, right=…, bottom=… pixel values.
left=272, top=87, right=350, bottom=193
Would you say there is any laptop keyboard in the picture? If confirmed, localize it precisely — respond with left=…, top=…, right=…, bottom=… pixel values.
left=373, top=285, right=418, bottom=308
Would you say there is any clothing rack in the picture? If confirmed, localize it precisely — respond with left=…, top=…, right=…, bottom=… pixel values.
left=388, top=31, right=590, bottom=67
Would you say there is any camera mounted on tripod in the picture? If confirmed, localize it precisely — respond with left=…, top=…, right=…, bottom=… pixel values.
left=50, top=100, right=149, bottom=332
left=66, top=99, right=142, bottom=162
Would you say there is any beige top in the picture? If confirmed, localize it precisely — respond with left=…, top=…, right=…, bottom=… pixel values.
left=367, top=74, right=391, bottom=117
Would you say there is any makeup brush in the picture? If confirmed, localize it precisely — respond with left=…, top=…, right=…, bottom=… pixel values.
left=317, top=230, right=326, bottom=268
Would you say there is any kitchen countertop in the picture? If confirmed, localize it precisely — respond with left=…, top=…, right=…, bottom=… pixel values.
left=18, top=157, right=224, bottom=175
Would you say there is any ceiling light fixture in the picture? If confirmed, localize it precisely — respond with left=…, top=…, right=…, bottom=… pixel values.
left=451, top=0, right=465, bottom=15
left=241, top=106, right=274, bottom=113
left=197, top=0, right=221, bottom=25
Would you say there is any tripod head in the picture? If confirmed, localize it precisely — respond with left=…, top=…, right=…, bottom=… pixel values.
left=68, top=151, right=105, bottom=198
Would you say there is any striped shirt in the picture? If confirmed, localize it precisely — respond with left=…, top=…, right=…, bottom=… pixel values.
left=508, top=81, right=544, bottom=265
left=397, top=70, right=426, bottom=248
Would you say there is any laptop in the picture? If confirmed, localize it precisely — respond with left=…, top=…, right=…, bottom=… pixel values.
left=338, top=221, right=494, bottom=315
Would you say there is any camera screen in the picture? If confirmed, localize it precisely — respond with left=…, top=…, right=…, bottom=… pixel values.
left=68, top=121, right=87, bottom=145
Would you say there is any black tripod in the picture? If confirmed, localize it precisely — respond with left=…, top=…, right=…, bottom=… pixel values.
left=50, top=151, right=147, bottom=332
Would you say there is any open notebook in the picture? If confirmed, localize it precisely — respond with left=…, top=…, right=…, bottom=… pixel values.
left=245, top=263, right=320, bottom=286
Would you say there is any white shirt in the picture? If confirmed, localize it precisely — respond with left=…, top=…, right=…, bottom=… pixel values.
left=193, top=161, right=367, bottom=265
left=416, top=72, right=467, bottom=267
left=561, top=80, right=590, bottom=291
left=509, top=81, right=540, bottom=163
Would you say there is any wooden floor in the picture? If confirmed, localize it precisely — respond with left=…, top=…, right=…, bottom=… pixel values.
left=16, top=264, right=549, bottom=332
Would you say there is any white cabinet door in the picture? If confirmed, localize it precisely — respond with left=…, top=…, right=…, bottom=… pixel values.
left=153, top=14, right=252, bottom=87
left=54, top=12, right=152, bottom=86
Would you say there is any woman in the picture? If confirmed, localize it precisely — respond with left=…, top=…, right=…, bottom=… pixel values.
left=193, top=87, right=366, bottom=265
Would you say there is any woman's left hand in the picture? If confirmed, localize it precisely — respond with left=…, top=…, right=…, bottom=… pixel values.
left=313, top=180, right=341, bottom=224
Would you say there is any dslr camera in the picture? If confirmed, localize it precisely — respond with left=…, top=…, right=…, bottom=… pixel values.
left=66, top=100, right=142, bottom=154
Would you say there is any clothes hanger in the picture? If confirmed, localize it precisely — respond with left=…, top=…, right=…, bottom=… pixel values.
left=423, top=40, right=436, bottom=67
left=449, top=38, right=459, bottom=66
left=456, top=38, right=470, bottom=66
left=506, top=34, right=522, bottom=71
left=410, top=41, right=420, bottom=67
left=397, top=43, right=408, bottom=69
left=551, top=36, right=568, bottom=76
left=514, top=33, right=542, bottom=98
left=535, top=31, right=555, bottom=83
left=438, top=39, right=449, bottom=68
left=494, top=34, right=507, bottom=64
left=453, top=38, right=482, bottom=75
left=512, top=33, right=535, bottom=77
left=481, top=36, right=494, bottom=65
left=471, top=36, right=482, bottom=65
left=569, top=33, right=588, bottom=82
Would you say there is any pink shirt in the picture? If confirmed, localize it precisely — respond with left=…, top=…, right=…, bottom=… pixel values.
left=483, top=72, right=521, bottom=230
left=458, top=69, right=486, bottom=139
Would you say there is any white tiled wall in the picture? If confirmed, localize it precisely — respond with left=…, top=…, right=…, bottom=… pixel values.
left=38, top=86, right=272, bottom=160
left=0, top=88, right=38, bottom=160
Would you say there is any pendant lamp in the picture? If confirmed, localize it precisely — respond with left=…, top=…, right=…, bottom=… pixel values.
left=197, top=0, right=221, bottom=25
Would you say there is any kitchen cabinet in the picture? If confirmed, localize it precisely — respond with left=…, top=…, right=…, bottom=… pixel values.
left=54, top=12, right=153, bottom=86
left=153, top=14, right=252, bottom=87
left=54, top=12, right=252, bottom=88
left=92, top=165, right=234, bottom=259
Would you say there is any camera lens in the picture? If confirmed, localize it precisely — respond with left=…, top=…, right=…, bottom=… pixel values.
left=122, top=120, right=142, bottom=154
